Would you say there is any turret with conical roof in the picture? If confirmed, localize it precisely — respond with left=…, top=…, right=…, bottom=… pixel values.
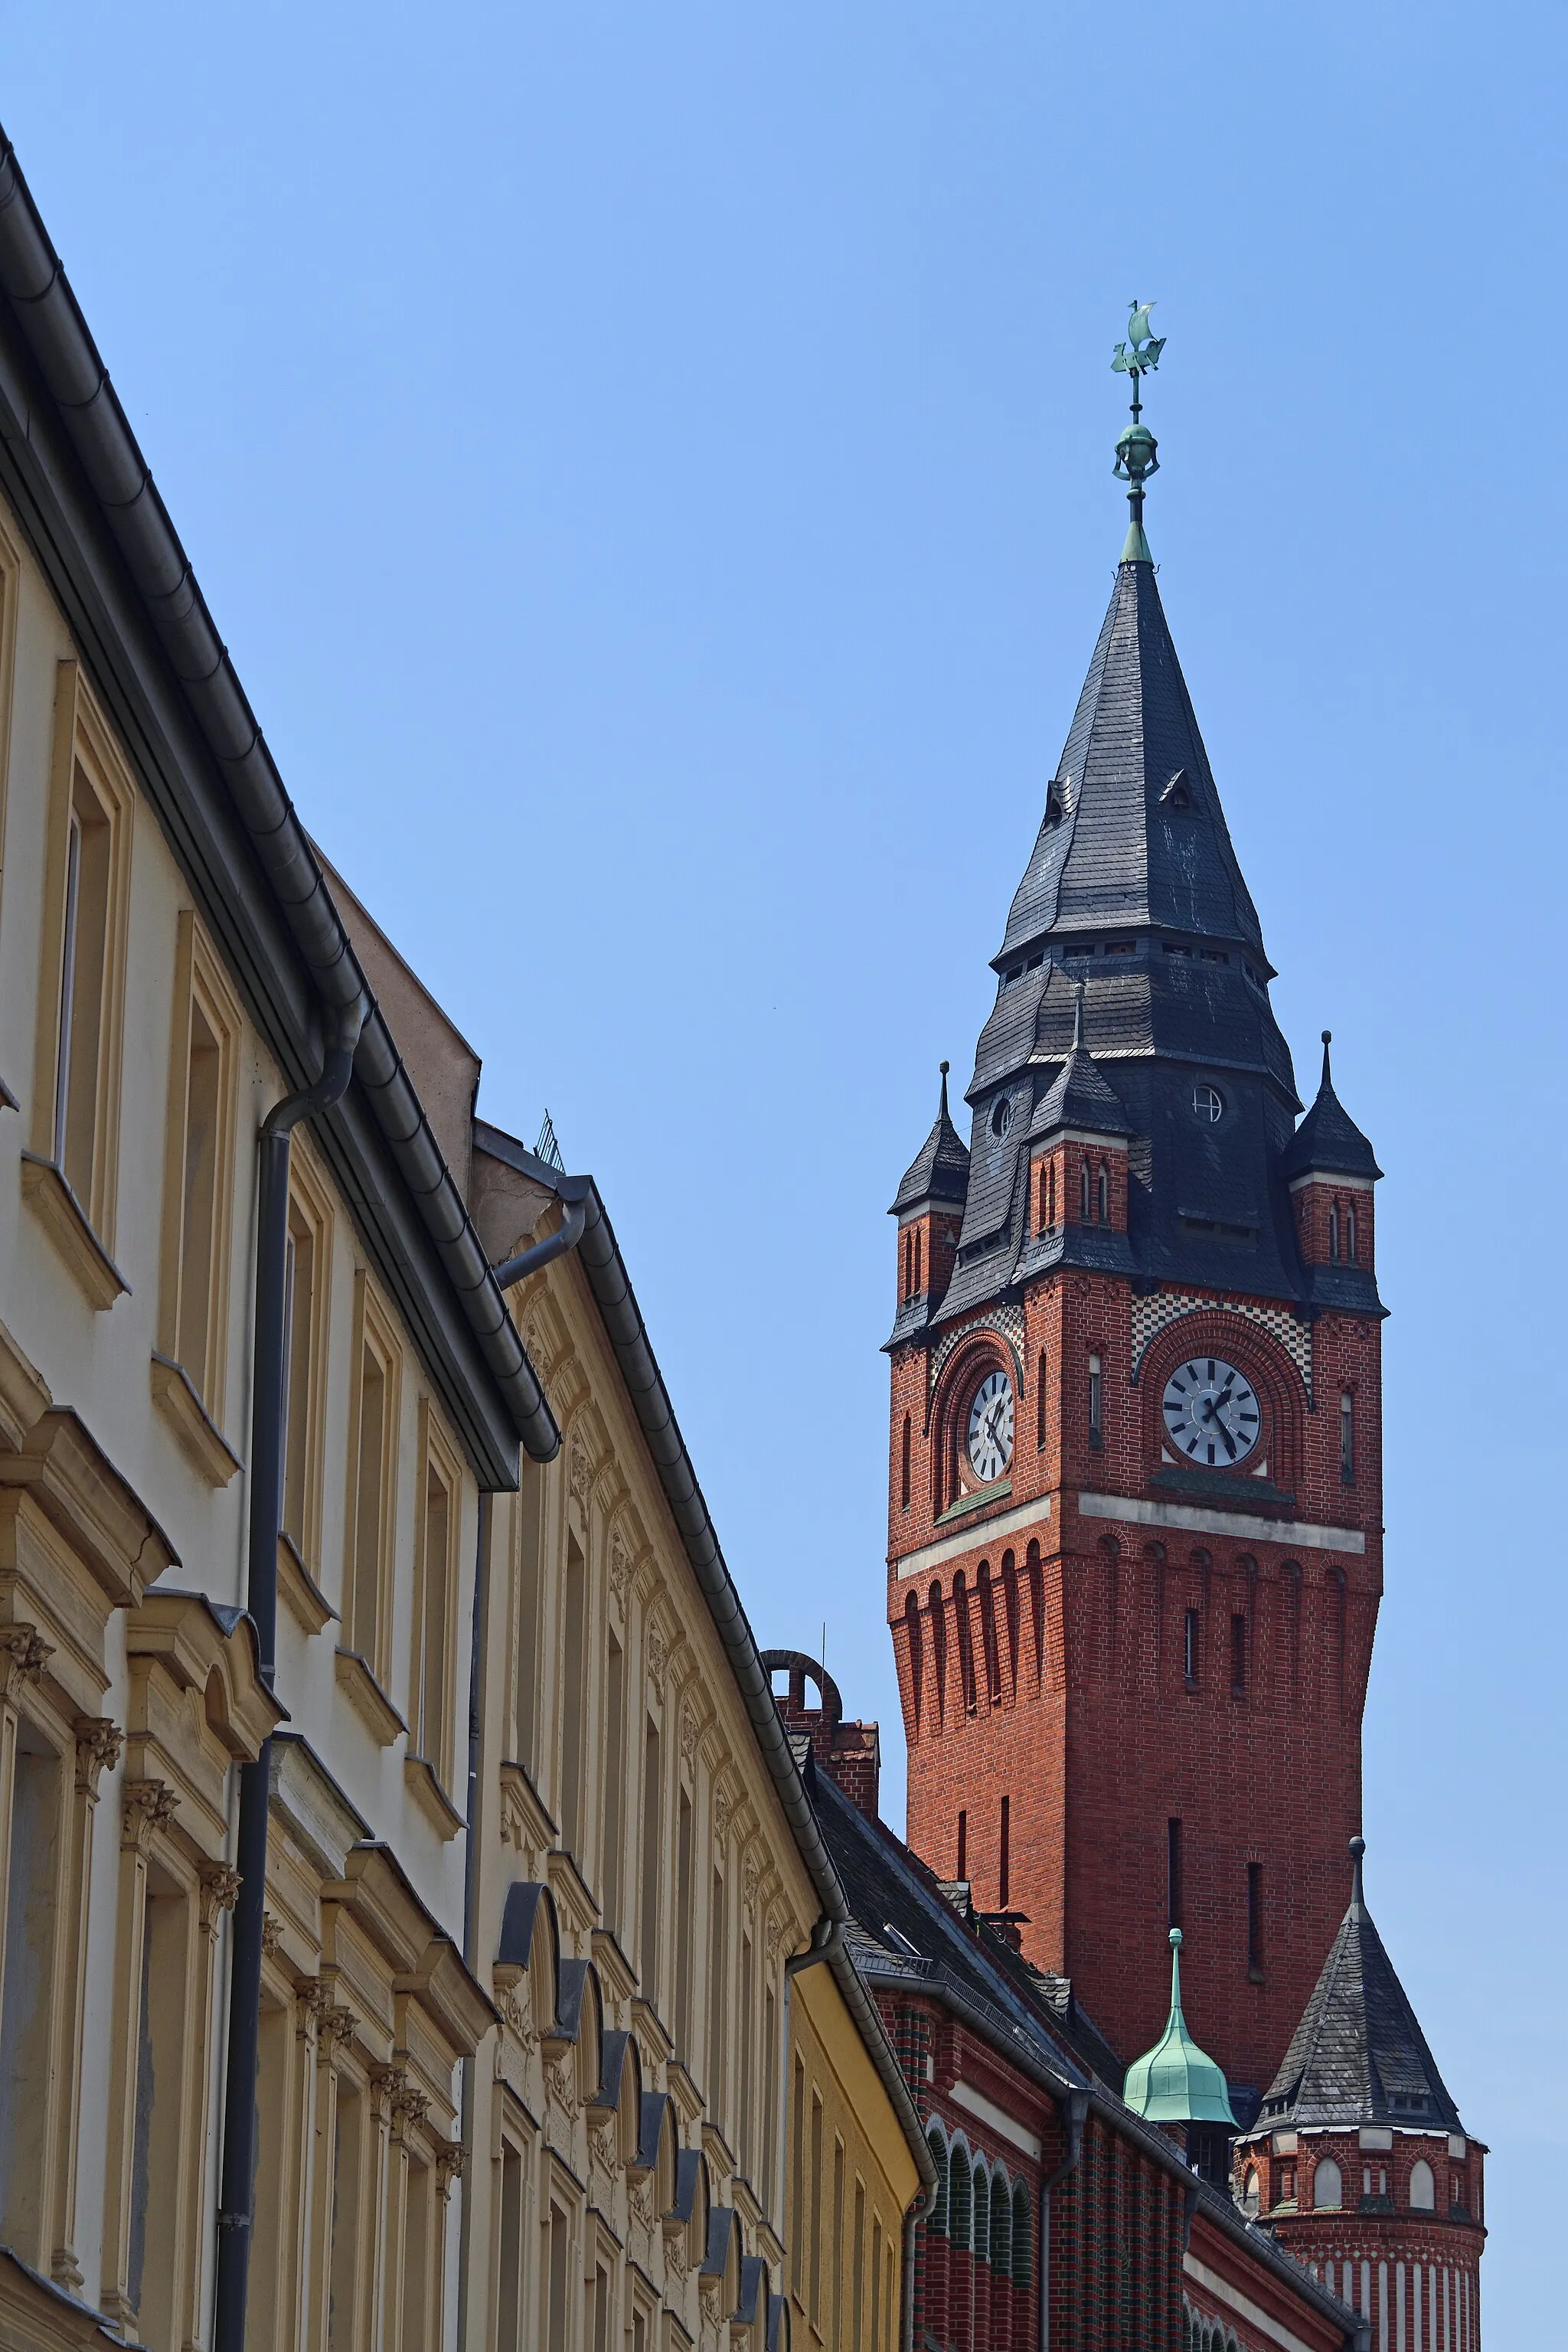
left=888, top=1063, right=971, bottom=1344
left=1232, top=1844, right=1488, bottom=2337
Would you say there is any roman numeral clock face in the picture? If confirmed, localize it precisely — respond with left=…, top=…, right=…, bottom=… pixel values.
left=1162, top=1357, right=1260, bottom=1468
left=967, top=1370, right=1014, bottom=1483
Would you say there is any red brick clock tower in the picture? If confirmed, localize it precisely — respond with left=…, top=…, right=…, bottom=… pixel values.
left=884, top=338, right=1386, bottom=2109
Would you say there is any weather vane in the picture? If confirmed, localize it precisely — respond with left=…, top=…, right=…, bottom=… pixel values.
left=1110, top=299, right=1165, bottom=562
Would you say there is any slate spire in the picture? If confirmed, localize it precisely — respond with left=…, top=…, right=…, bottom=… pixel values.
left=997, top=558, right=1268, bottom=965
left=1259, top=1840, right=1465, bottom=2134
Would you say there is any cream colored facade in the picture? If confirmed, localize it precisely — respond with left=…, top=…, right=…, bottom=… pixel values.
left=0, top=389, right=499, bottom=2347
left=460, top=1143, right=828, bottom=2348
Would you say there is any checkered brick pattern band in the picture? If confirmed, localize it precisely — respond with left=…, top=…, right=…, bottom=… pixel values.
left=928, top=1303, right=1027, bottom=1402
left=1130, top=1289, right=1313, bottom=1401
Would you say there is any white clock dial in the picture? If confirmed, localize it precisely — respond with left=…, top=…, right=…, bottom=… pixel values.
left=1161, top=1357, right=1259, bottom=1468
left=967, top=1370, right=1014, bottom=1482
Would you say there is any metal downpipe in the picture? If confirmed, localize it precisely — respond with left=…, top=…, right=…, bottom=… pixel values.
left=213, top=1011, right=362, bottom=2352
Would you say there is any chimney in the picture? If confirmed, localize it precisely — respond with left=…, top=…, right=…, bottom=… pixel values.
left=762, top=1651, right=880, bottom=1823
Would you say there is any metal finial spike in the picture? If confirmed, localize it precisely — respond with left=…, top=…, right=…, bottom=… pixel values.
left=1321, top=1030, right=1334, bottom=1088
left=939, top=1060, right=951, bottom=1118
left=1112, top=299, right=1165, bottom=563
left=1349, top=1834, right=1367, bottom=1912
left=1073, top=980, right=1086, bottom=1052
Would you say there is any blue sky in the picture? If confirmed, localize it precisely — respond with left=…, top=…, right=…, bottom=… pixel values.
left=6, top=2, right=1563, bottom=2329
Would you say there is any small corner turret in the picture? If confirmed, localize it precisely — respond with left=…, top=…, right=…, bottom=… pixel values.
left=1231, top=1840, right=1486, bottom=2335
left=888, top=1060, right=969, bottom=1344
left=1283, top=1032, right=1384, bottom=1312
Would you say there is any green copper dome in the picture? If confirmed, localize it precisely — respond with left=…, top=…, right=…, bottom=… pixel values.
left=1122, top=1932, right=1238, bottom=2127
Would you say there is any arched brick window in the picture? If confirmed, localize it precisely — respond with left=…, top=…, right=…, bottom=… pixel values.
left=929, top=1581, right=947, bottom=1723
left=1410, top=2158, right=1435, bottom=2210
left=1080, top=1157, right=1092, bottom=1221
left=1312, top=2156, right=1343, bottom=2210
left=1097, top=1161, right=1109, bottom=1223
left=904, top=1592, right=923, bottom=1733
left=1328, top=1200, right=1341, bottom=1261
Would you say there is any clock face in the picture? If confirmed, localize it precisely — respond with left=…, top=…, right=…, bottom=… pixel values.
left=967, top=1370, right=1014, bottom=1483
left=1162, top=1356, right=1260, bottom=1468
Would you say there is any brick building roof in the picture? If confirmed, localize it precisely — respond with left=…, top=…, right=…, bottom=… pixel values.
left=1261, top=1841, right=1465, bottom=2135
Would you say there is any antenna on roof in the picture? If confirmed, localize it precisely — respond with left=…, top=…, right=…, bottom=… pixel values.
left=535, top=1109, right=566, bottom=1173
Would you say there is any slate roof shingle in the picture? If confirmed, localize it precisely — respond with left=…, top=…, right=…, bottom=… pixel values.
left=1260, top=1842, right=1464, bottom=2134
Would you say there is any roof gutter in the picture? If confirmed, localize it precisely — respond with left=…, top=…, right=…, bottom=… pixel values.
left=0, top=127, right=557, bottom=1469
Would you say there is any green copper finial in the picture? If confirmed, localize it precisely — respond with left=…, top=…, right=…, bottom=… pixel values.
left=1122, top=1923, right=1238, bottom=2127
left=1111, top=299, right=1165, bottom=563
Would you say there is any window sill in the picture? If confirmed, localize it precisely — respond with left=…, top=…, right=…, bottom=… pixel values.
left=334, top=1646, right=407, bottom=1746
left=278, top=1532, right=337, bottom=1636
left=21, top=1152, right=128, bottom=1312
left=935, top=1477, right=1012, bottom=1527
left=149, top=1352, right=242, bottom=1488
left=404, top=1753, right=465, bottom=1841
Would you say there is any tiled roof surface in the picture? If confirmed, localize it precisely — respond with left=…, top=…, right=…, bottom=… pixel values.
left=998, top=561, right=1266, bottom=961
left=1280, top=1044, right=1383, bottom=1183
left=1262, top=1849, right=1465, bottom=2134
left=808, top=1758, right=1124, bottom=2090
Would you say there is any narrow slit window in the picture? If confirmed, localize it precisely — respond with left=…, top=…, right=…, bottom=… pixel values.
left=281, top=1199, right=318, bottom=1556
left=900, top=1413, right=911, bottom=1510
left=956, top=1808, right=968, bottom=1882
left=1184, top=1606, right=1199, bottom=1684
left=1097, top=1162, right=1109, bottom=1224
left=1036, top=1350, right=1047, bottom=1450
left=1328, top=1201, right=1341, bottom=1261
left=1346, top=1203, right=1358, bottom=1263
left=1080, top=1158, right=1092, bottom=1222
left=639, top=1718, right=662, bottom=1994
left=1047, top=1160, right=1057, bottom=1229
left=1340, top=1390, right=1355, bottom=1483
left=413, top=1438, right=455, bottom=1781
left=1088, top=1353, right=1102, bottom=1446
left=914, top=1227, right=923, bottom=1294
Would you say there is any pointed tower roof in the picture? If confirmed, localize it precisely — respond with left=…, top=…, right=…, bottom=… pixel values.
left=890, top=1062, right=971, bottom=1215
left=1122, top=1931, right=1238, bottom=2127
left=998, top=559, right=1266, bottom=967
left=1280, top=1032, right=1383, bottom=1182
left=1260, top=1841, right=1464, bottom=2134
left=1029, top=983, right=1135, bottom=1141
